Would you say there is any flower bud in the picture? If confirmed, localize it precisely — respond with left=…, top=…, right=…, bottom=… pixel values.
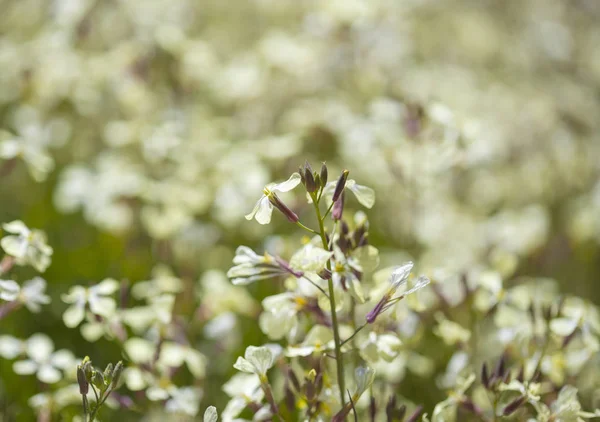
left=304, top=168, right=317, bottom=193
left=332, top=191, right=345, bottom=221
left=91, top=371, right=105, bottom=390
left=318, top=268, right=332, bottom=280
left=268, top=192, right=299, bottom=223
left=320, top=163, right=328, bottom=187
left=502, top=396, right=526, bottom=416
left=77, top=365, right=89, bottom=395
left=111, top=361, right=124, bottom=388
left=103, top=363, right=114, bottom=384
left=332, top=170, right=349, bottom=203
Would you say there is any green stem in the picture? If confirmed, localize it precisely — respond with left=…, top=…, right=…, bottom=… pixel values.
left=296, top=221, right=319, bottom=235
left=322, top=200, right=336, bottom=220
left=340, top=323, right=366, bottom=347
left=310, top=193, right=346, bottom=407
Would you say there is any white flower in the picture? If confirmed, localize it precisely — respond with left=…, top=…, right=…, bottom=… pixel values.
left=18, top=277, right=51, bottom=312
left=62, top=278, right=119, bottom=328
left=245, top=172, right=301, bottom=224
left=13, top=333, right=76, bottom=384
left=227, top=246, right=302, bottom=286
left=0, top=279, right=19, bottom=301
left=258, top=293, right=300, bottom=340
left=158, top=341, right=207, bottom=378
left=1, top=221, right=53, bottom=272
left=366, top=262, right=430, bottom=324
left=204, top=406, right=218, bottom=422
left=233, top=345, right=276, bottom=382
left=164, top=386, right=203, bottom=416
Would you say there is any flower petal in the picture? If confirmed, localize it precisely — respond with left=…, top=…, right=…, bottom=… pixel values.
left=0, top=279, right=20, bottom=301
left=92, top=278, right=120, bottom=295
left=63, top=304, right=85, bottom=328
left=13, top=359, right=38, bottom=375
left=272, top=172, right=301, bottom=192
left=89, top=296, right=117, bottom=317
left=346, top=180, right=375, bottom=208
left=203, top=406, right=218, bottom=422
left=37, top=364, right=62, bottom=384
left=27, top=333, right=54, bottom=361
left=253, top=197, right=273, bottom=225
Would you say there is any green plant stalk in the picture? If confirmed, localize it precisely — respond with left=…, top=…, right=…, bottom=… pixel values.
left=310, top=192, right=346, bottom=407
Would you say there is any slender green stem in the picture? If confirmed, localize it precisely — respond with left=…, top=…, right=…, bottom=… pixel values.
left=296, top=221, right=319, bottom=235
left=310, top=193, right=346, bottom=407
left=301, top=275, right=329, bottom=299
left=340, top=323, right=367, bottom=347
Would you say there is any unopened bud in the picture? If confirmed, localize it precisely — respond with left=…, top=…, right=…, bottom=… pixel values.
left=268, top=192, right=299, bottom=223
left=320, top=163, right=328, bottom=187
left=503, top=396, right=526, bottom=416
left=103, top=363, right=114, bottom=384
left=111, top=361, right=124, bottom=388
left=332, top=170, right=349, bottom=202
left=318, top=268, right=332, bottom=280
left=91, top=371, right=105, bottom=390
left=304, top=170, right=317, bottom=193
left=77, top=365, right=89, bottom=395
left=332, top=191, right=345, bottom=221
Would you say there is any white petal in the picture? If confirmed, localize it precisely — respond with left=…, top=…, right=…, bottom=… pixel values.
left=245, top=196, right=265, bottom=221
left=346, top=180, right=375, bottom=208
left=2, top=220, right=29, bottom=235
left=204, top=406, right=218, bottom=422
left=92, top=278, right=120, bottom=295
left=244, top=346, right=274, bottom=376
left=50, top=349, right=75, bottom=369
left=0, top=279, right=20, bottom=301
left=158, top=342, right=187, bottom=367
left=1, top=236, right=27, bottom=258
left=404, top=275, right=430, bottom=296
left=37, top=364, right=62, bottom=384
left=232, top=357, right=255, bottom=374
left=89, top=296, right=116, bottom=317
left=185, top=350, right=207, bottom=378
left=253, top=197, right=273, bottom=225
left=80, top=323, right=105, bottom=342
left=63, top=304, right=85, bottom=328
left=390, top=262, right=414, bottom=289
left=272, top=172, right=301, bottom=193
left=13, top=359, right=38, bottom=375
left=124, top=367, right=147, bottom=391
left=124, top=338, right=155, bottom=363
left=61, top=286, right=86, bottom=304
left=146, top=386, right=170, bottom=401
left=27, top=333, right=54, bottom=361
left=0, top=335, right=22, bottom=359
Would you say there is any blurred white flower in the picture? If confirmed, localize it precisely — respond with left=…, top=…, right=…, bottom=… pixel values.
left=13, top=333, right=76, bottom=384
left=0, top=335, right=23, bottom=359
left=62, top=278, right=119, bottom=327
left=233, top=345, right=276, bottom=382
left=18, top=277, right=51, bottom=312
left=1, top=221, right=53, bottom=272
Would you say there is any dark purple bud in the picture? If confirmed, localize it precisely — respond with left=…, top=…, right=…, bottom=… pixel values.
left=285, top=383, right=295, bottom=412
left=332, top=170, right=349, bottom=203
left=332, top=191, right=345, bottom=221
left=460, top=398, right=483, bottom=415
left=481, top=363, right=490, bottom=388
left=503, top=396, right=526, bottom=416
left=494, top=354, right=506, bottom=379
left=385, top=396, right=396, bottom=422
left=320, top=162, right=328, bottom=187
left=268, top=193, right=299, bottom=223
left=77, top=365, right=89, bottom=395
left=562, top=328, right=578, bottom=348
left=516, top=365, right=525, bottom=382
left=303, top=161, right=318, bottom=193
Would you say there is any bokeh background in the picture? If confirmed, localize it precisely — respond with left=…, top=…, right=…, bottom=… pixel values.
left=1, top=0, right=600, bottom=420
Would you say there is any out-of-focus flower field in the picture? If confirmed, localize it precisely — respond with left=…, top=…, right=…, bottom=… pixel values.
left=1, top=0, right=600, bottom=421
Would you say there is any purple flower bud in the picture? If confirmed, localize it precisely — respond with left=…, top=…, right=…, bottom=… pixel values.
left=332, top=170, right=349, bottom=203
left=332, top=191, right=345, bottom=221
left=503, top=396, right=526, bottom=416
left=268, top=192, right=299, bottom=223
left=320, top=162, right=328, bottom=187
left=77, top=365, right=89, bottom=395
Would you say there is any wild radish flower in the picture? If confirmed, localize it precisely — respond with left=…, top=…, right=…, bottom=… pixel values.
left=18, top=277, right=51, bottom=312
left=1, top=221, right=53, bottom=272
left=233, top=345, right=276, bottom=383
left=227, top=246, right=303, bottom=285
left=332, top=367, right=376, bottom=421
left=365, top=262, right=430, bottom=324
left=62, top=279, right=119, bottom=328
left=13, top=333, right=76, bottom=384
left=245, top=172, right=301, bottom=224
